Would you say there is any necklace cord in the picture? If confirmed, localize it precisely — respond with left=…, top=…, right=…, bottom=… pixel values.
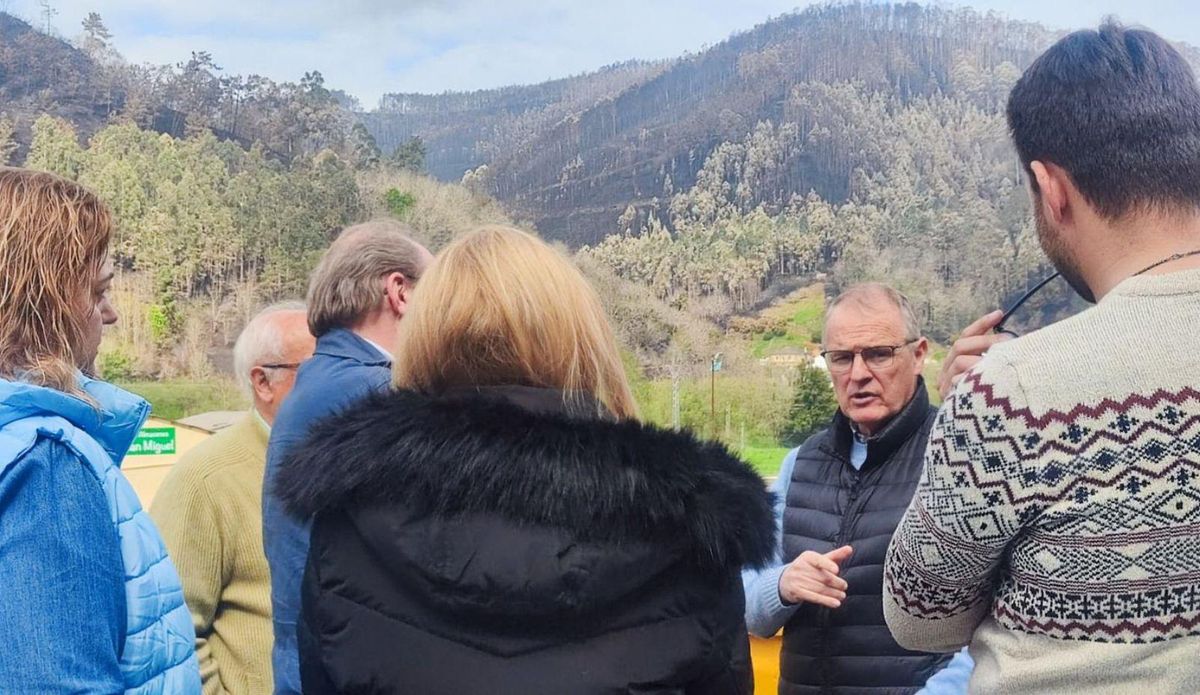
left=1132, top=249, right=1200, bottom=277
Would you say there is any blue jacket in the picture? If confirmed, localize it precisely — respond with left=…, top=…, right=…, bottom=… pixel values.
left=262, top=328, right=392, bottom=695
left=0, top=376, right=200, bottom=694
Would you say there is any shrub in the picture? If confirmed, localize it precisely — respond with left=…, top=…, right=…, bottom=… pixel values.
left=781, top=364, right=838, bottom=446
left=384, top=188, right=416, bottom=218
left=147, top=304, right=171, bottom=345
left=97, top=348, right=137, bottom=381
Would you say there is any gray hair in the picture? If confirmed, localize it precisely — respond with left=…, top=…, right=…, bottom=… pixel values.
left=822, top=283, right=921, bottom=344
left=306, top=219, right=427, bottom=338
left=233, top=300, right=306, bottom=398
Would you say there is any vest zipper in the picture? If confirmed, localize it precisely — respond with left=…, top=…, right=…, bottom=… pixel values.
left=816, top=450, right=866, bottom=693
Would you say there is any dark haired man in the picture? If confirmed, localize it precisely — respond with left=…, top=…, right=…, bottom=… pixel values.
left=884, top=23, right=1200, bottom=693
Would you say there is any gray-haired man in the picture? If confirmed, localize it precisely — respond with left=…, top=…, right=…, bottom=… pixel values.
left=151, top=302, right=314, bottom=695
left=742, top=282, right=971, bottom=694
left=262, top=219, right=434, bottom=695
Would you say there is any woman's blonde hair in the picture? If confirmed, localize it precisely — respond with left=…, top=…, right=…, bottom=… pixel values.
left=393, top=225, right=638, bottom=419
left=0, top=167, right=112, bottom=395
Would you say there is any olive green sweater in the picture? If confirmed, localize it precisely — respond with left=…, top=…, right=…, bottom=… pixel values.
left=151, top=413, right=273, bottom=695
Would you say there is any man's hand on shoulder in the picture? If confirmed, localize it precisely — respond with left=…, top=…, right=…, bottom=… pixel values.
left=779, top=545, right=853, bottom=608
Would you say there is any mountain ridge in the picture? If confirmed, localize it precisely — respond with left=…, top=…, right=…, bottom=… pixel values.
left=361, top=4, right=1200, bottom=247
left=361, top=3, right=1063, bottom=245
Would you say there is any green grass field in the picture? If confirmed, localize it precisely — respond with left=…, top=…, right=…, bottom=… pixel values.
left=116, top=378, right=246, bottom=420
left=750, top=284, right=825, bottom=358
left=923, top=344, right=948, bottom=405
left=739, top=446, right=791, bottom=477
left=790, top=300, right=824, bottom=337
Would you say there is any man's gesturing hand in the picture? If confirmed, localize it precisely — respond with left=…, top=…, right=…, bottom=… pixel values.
left=778, top=545, right=854, bottom=608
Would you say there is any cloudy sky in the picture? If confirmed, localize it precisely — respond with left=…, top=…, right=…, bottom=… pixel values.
left=7, top=0, right=1198, bottom=109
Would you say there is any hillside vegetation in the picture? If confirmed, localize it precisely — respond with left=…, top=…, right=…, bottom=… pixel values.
left=0, top=2, right=1147, bottom=465
left=364, top=3, right=1174, bottom=340
left=367, top=4, right=1058, bottom=245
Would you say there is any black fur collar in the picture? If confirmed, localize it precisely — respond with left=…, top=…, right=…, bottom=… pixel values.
left=275, top=386, right=775, bottom=572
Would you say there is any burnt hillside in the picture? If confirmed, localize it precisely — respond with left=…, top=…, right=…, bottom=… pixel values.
left=363, top=3, right=1058, bottom=246
left=0, top=13, right=111, bottom=158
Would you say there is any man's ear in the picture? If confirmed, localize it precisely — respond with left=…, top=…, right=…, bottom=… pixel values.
left=1030, top=160, right=1072, bottom=226
left=249, top=366, right=274, bottom=404
left=911, top=337, right=929, bottom=374
left=383, top=272, right=410, bottom=318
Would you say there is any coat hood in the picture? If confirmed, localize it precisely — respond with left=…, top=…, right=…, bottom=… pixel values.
left=276, top=386, right=774, bottom=621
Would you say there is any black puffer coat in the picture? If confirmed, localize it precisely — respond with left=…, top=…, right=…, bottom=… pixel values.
left=276, top=385, right=775, bottom=695
left=780, top=384, right=951, bottom=694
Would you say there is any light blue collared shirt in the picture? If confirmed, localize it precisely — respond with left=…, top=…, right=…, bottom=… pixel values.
left=361, top=336, right=394, bottom=361
left=850, top=431, right=867, bottom=470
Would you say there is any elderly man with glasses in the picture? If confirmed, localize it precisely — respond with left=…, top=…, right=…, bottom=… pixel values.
left=151, top=302, right=314, bottom=695
left=743, top=282, right=971, bottom=694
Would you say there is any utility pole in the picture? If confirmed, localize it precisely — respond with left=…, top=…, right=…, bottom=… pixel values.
left=710, top=352, right=723, bottom=438
left=671, top=373, right=680, bottom=431
left=710, top=364, right=714, bottom=429
left=38, top=0, right=56, bottom=34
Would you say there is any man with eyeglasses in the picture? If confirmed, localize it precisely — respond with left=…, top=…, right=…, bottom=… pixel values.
left=151, top=302, right=314, bottom=695
left=884, top=23, right=1200, bottom=694
left=744, top=282, right=971, bottom=694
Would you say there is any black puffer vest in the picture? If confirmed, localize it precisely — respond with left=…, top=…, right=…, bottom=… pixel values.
left=780, top=382, right=950, bottom=694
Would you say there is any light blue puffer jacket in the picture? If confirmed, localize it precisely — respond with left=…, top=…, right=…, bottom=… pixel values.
left=0, top=376, right=200, bottom=694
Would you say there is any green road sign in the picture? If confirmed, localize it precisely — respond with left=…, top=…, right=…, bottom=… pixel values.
left=128, top=427, right=177, bottom=456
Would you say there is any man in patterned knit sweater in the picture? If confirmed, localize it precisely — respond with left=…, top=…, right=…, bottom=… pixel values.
left=883, top=22, right=1200, bottom=694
